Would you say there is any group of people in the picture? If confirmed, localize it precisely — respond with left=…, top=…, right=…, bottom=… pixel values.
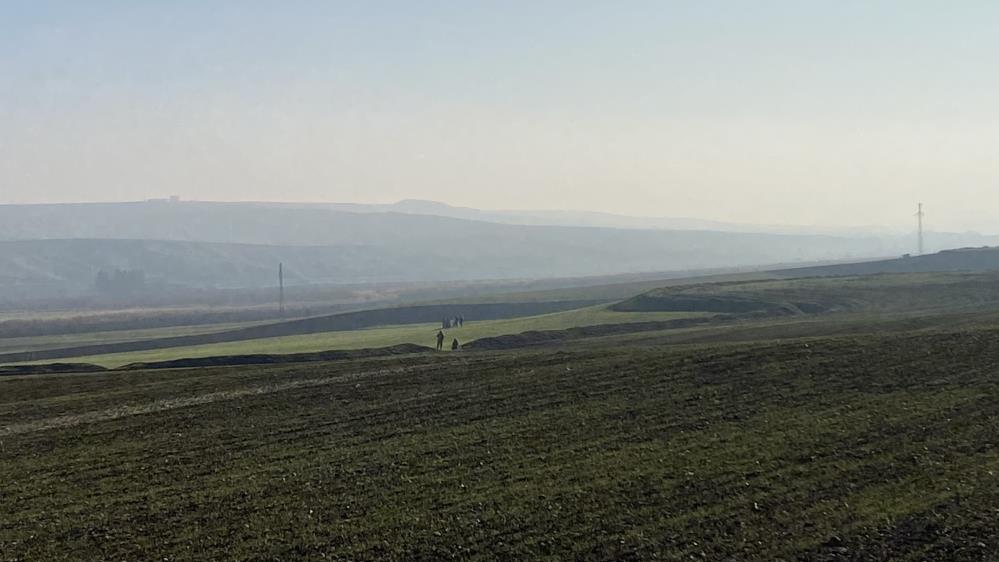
left=436, top=330, right=460, bottom=351
left=436, top=313, right=465, bottom=351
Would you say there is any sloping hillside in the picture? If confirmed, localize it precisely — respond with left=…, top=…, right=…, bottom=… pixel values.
left=774, top=246, right=999, bottom=277
left=614, top=272, right=999, bottom=316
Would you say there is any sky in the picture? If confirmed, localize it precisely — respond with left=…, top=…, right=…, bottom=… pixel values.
left=1, top=1, right=997, bottom=231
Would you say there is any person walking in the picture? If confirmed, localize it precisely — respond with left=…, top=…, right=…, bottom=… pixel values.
left=436, top=330, right=445, bottom=351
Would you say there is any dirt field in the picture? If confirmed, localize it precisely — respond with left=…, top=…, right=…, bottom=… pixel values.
left=5, top=326, right=999, bottom=560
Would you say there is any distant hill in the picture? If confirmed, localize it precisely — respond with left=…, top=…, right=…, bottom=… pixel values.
left=0, top=200, right=797, bottom=243
left=3, top=200, right=997, bottom=246
left=2, top=201, right=997, bottom=304
left=303, top=199, right=759, bottom=232
left=0, top=231, right=887, bottom=303
left=259, top=199, right=999, bottom=239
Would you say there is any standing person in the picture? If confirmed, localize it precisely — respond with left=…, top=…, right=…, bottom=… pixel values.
left=451, top=338, right=460, bottom=351
left=436, top=330, right=445, bottom=351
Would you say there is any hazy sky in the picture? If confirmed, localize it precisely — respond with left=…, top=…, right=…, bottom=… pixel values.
left=2, top=1, right=997, bottom=231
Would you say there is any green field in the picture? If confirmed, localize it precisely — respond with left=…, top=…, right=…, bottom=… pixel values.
left=40, top=305, right=701, bottom=367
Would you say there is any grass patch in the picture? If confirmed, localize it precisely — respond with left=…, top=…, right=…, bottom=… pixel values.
left=32, top=306, right=700, bottom=368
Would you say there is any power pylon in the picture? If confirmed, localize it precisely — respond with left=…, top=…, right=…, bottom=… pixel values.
left=279, top=262, right=285, bottom=317
left=915, top=203, right=925, bottom=256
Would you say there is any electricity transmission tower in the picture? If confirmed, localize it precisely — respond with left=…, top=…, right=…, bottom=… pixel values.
left=915, top=203, right=925, bottom=256
left=278, top=262, right=285, bottom=317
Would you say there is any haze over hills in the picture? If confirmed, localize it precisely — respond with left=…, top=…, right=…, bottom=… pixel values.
left=2, top=199, right=989, bottom=242
left=1, top=200, right=998, bottom=304
left=254, top=199, right=956, bottom=236
left=289, top=199, right=763, bottom=232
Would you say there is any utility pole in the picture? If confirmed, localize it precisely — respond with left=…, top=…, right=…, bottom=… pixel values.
left=278, top=262, right=285, bottom=317
left=916, top=203, right=925, bottom=256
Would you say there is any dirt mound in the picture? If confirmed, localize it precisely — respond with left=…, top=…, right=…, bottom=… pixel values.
left=465, top=317, right=720, bottom=350
left=613, top=293, right=804, bottom=315
left=115, top=343, right=433, bottom=371
left=0, top=363, right=108, bottom=376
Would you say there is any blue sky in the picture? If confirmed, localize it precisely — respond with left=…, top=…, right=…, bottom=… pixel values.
left=2, top=1, right=998, bottom=230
